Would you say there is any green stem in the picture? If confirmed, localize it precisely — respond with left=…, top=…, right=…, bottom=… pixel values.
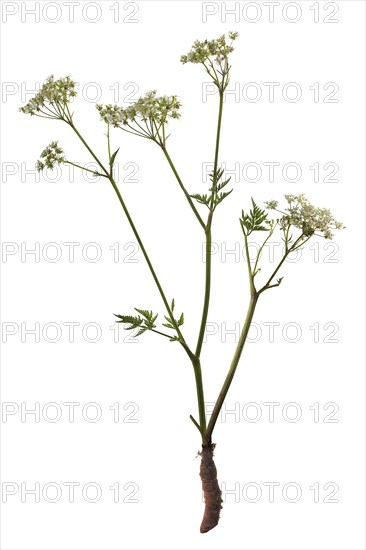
left=209, top=90, right=224, bottom=211
left=252, top=225, right=276, bottom=277
left=195, top=211, right=212, bottom=357
left=161, top=147, right=205, bottom=230
left=107, top=123, right=111, bottom=164
left=69, top=123, right=110, bottom=177
left=108, top=175, right=185, bottom=343
left=242, top=228, right=256, bottom=295
left=65, top=161, right=106, bottom=177
left=150, top=328, right=172, bottom=339
left=196, top=90, right=225, bottom=358
left=206, top=292, right=259, bottom=439
left=68, top=122, right=189, bottom=350
left=259, top=254, right=288, bottom=294
left=214, top=92, right=224, bottom=164
left=191, top=90, right=226, bottom=439
left=190, top=414, right=207, bottom=443
left=258, top=234, right=310, bottom=295
left=192, top=357, right=207, bottom=438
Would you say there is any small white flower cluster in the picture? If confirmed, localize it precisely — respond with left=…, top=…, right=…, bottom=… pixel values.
left=19, top=75, right=77, bottom=118
left=180, top=32, right=239, bottom=66
left=96, top=91, right=181, bottom=129
left=36, top=141, right=66, bottom=172
left=265, top=194, right=344, bottom=239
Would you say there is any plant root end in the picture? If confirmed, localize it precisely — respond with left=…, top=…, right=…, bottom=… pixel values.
left=199, top=443, right=223, bottom=533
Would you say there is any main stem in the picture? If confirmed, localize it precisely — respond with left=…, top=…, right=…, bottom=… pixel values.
left=193, top=89, right=224, bottom=440
left=206, top=291, right=259, bottom=439
left=195, top=211, right=212, bottom=358
left=159, top=90, right=225, bottom=439
left=192, top=357, right=207, bottom=436
left=196, top=89, right=224, bottom=359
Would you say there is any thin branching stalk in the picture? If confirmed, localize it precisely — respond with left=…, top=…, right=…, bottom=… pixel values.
left=160, top=147, right=205, bottom=229
left=206, top=291, right=259, bottom=438
left=67, top=120, right=194, bottom=358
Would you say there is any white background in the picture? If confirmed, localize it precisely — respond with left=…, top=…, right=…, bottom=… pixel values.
left=1, top=1, right=365, bottom=549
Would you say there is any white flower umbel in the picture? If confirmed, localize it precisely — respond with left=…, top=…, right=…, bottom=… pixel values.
left=180, top=31, right=239, bottom=90
left=265, top=194, right=345, bottom=240
left=19, top=75, right=76, bottom=122
left=36, top=141, right=66, bottom=172
left=96, top=91, right=182, bottom=147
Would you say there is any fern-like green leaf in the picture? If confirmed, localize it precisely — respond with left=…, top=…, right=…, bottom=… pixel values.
left=215, top=189, right=233, bottom=206
left=114, top=308, right=158, bottom=336
left=134, top=308, right=151, bottom=320
left=163, top=315, right=174, bottom=330
left=114, top=314, right=143, bottom=331
left=240, top=198, right=269, bottom=235
left=191, top=168, right=233, bottom=212
left=190, top=193, right=210, bottom=207
left=216, top=176, right=231, bottom=192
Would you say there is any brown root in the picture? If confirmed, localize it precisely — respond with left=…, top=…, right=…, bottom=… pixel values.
left=199, top=443, right=223, bottom=533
